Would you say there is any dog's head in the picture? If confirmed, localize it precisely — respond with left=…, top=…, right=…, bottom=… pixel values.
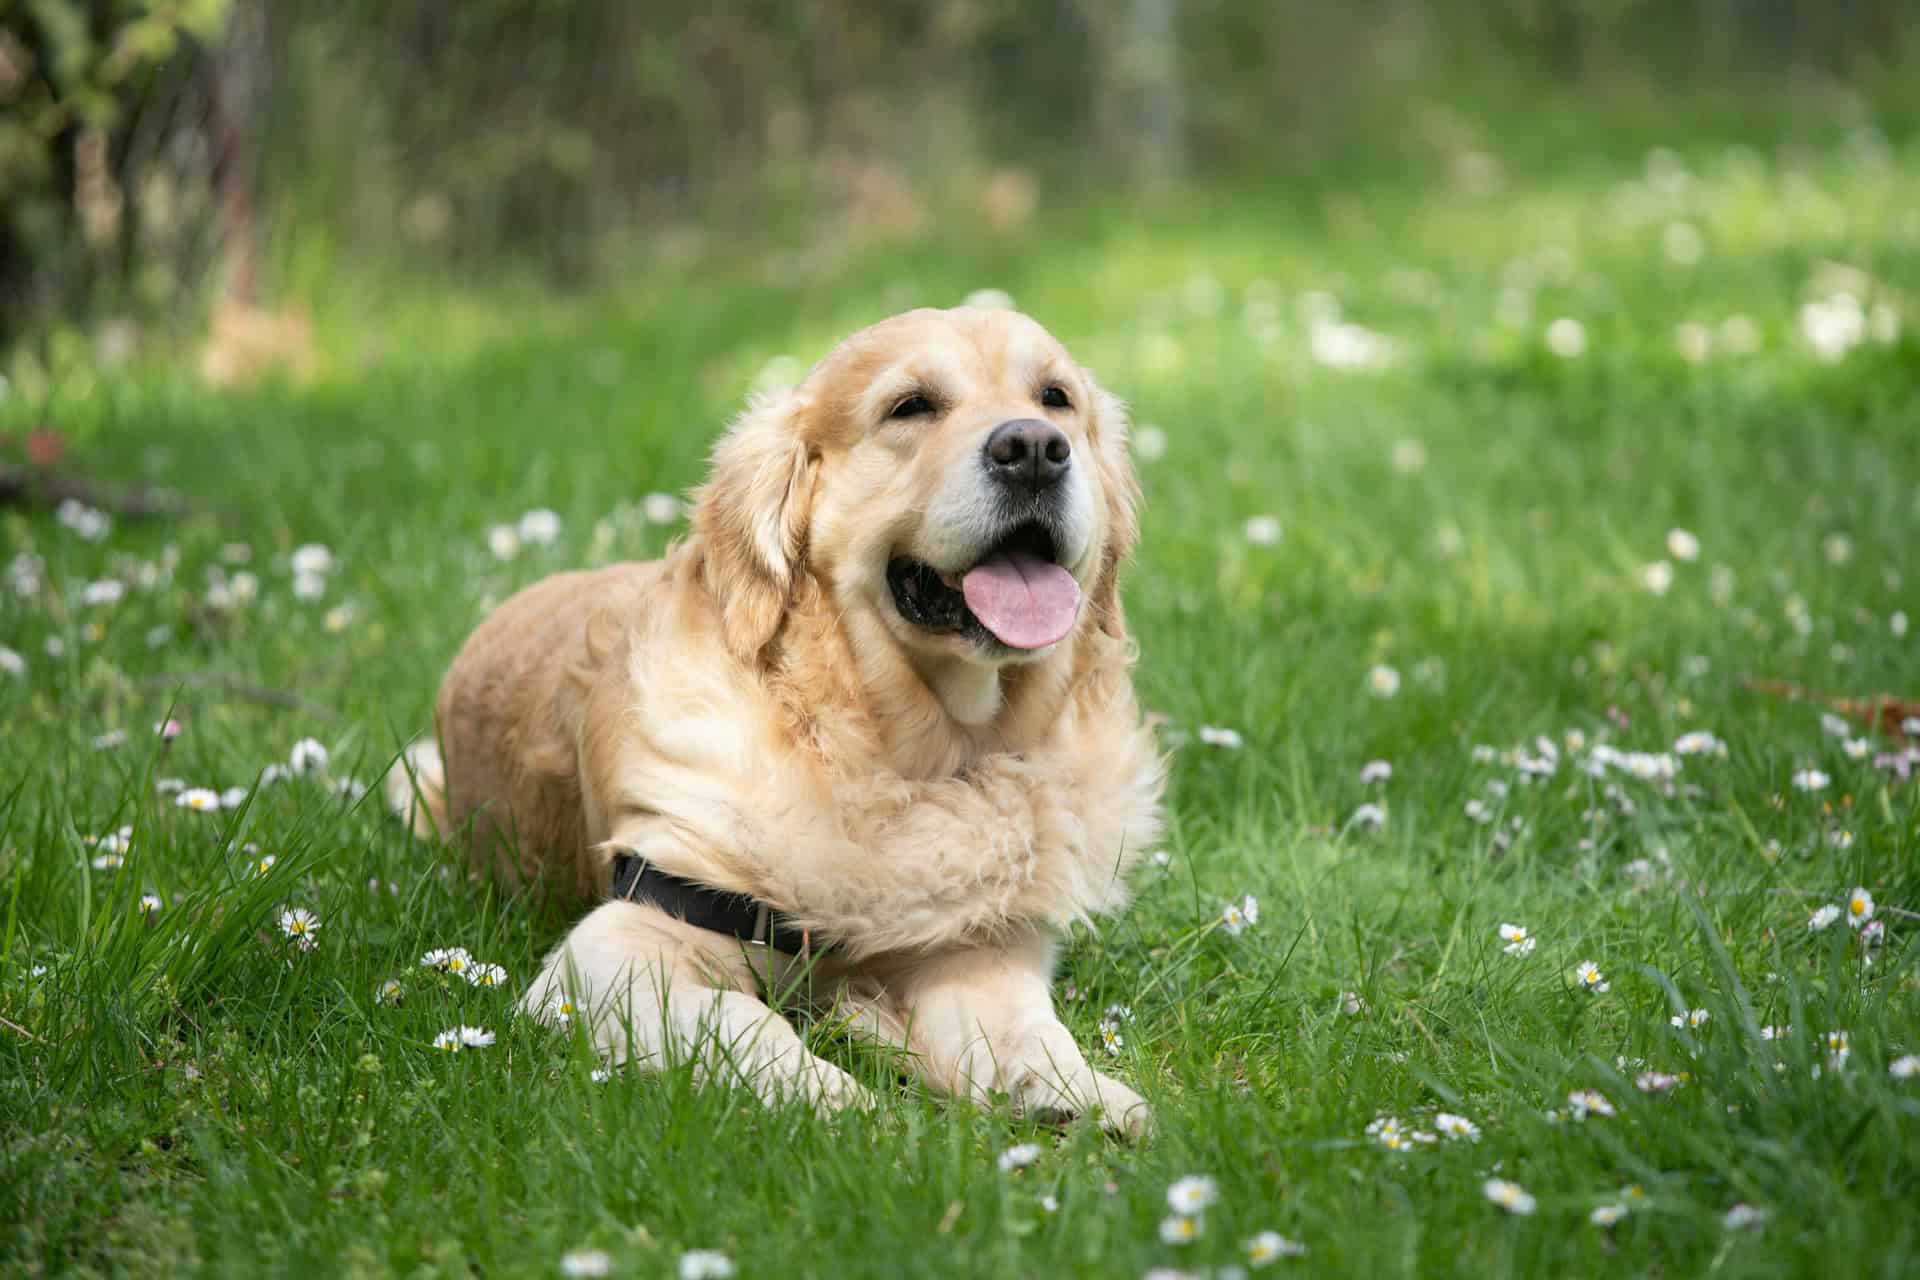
left=694, top=307, right=1139, bottom=719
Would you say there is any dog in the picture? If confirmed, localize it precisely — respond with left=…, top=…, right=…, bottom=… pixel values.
left=385, top=306, right=1163, bottom=1134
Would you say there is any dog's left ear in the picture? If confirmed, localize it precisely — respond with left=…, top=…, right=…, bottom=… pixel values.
left=1085, top=382, right=1142, bottom=640
left=693, top=390, right=820, bottom=664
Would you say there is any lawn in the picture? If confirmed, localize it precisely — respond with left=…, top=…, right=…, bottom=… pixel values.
left=4, top=114, right=1920, bottom=1278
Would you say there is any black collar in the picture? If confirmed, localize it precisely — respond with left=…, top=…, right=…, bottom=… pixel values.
left=609, top=852, right=822, bottom=955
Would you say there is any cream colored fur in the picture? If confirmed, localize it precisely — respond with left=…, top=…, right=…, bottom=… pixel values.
left=389, top=307, right=1162, bottom=1134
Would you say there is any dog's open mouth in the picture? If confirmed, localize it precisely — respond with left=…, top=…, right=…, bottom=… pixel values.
left=887, top=521, right=1082, bottom=651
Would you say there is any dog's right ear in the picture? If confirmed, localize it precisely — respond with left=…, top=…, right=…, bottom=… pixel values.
left=692, top=390, right=819, bottom=664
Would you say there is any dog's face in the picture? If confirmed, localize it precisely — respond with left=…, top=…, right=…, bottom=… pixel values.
left=695, top=308, right=1138, bottom=705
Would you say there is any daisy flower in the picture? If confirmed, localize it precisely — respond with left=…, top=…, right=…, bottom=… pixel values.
left=518, top=509, right=562, bottom=546
left=1498, top=923, right=1537, bottom=956
left=1640, top=560, right=1674, bottom=596
left=1574, top=961, right=1610, bottom=994
left=1359, top=760, right=1393, bottom=784
left=1483, top=1178, right=1537, bottom=1215
left=458, top=1026, right=495, bottom=1048
left=1791, top=768, right=1830, bottom=792
left=1242, top=515, right=1282, bottom=546
left=1666, top=528, right=1701, bottom=562
left=1464, top=799, right=1493, bottom=824
left=1826, top=1029, right=1850, bottom=1068
left=1635, top=1071, right=1680, bottom=1093
left=1670, top=1008, right=1710, bottom=1029
left=466, top=962, right=508, bottom=988
left=290, top=544, right=334, bottom=577
left=643, top=492, right=683, bottom=524
left=1039, top=1194, right=1059, bottom=1213
left=1590, top=1203, right=1629, bottom=1226
left=997, top=1143, right=1042, bottom=1172
left=1434, top=1113, right=1480, bottom=1141
left=252, top=854, right=278, bottom=876
left=678, top=1250, right=736, bottom=1280
left=138, top=893, right=162, bottom=916
left=0, top=645, right=24, bottom=677
left=1245, top=1231, right=1308, bottom=1265
left=559, top=1250, right=612, bottom=1277
left=1759, top=1024, right=1790, bottom=1041
left=376, top=979, right=403, bottom=1005
left=1673, top=730, right=1724, bottom=756
left=1846, top=887, right=1874, bottom=928
left=1220, top=895, right=1259, bottom=936
left=1366, top=664, right=1402, bottom=698
left=1158, top=1215, right=1201, bottom=1246
left=1567, top=1089, right=1615, bottom=1120
left=289, top=738, right=330, bottom=774
left=1722, top=1204, right=1768, bottom=1230
left=554, top=999, right=577, bottom=1029
left=432, top=1030, right=461, bottom=1052
left=1889, top=1055, right=1920, bottom=1080
left=1347, top=802, right=1387, bottom=830
left=176, top=788, right=222, bottom=812
left=91, top=853, right=126, bottom=871
left=422, top=947, right=473, bottom=974
left=1809, top=904, right=1842, bottom=931
left=219, top=787, right=248, bottom=809
left=279, top=906, right=321, bottom=948
left=589, top=1067, right=612, bottom=1083
left=1197, top=725, right=1244, bottom=749
left=1166, top=1175, right=1219, bottom=1215
left=1097, top=1019, right=1124, bottom=1056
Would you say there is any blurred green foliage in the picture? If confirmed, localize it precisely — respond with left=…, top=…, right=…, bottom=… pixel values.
left=5, top=0, right=1920, bottom=347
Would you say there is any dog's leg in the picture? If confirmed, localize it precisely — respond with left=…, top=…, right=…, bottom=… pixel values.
left=522, top=901, right=871, bottom=1111
left=887, top=939, right=1150, bottom=1138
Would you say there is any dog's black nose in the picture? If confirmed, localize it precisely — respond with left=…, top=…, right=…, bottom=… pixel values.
left=983, top=419, right=1071, bottom=492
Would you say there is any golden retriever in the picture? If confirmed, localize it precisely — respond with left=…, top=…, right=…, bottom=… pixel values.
left=384, top=306, right=1163, bottom=1134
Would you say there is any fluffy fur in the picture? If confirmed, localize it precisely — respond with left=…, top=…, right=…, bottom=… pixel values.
left=389, top=307, right=1163, bottom=1132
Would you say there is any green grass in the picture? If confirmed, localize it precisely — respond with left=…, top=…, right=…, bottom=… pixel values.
left=5, top=120, right=1920, bottom=1279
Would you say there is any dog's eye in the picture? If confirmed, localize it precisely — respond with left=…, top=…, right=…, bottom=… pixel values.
left=1040, top=385, right=1071, bottom=410
left=888, top=394, right=935, bottom=419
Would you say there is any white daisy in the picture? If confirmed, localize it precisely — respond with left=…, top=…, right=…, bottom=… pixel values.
left=1826, top=1029, right=1850, bottom=1068
left=1635, top=1071, right=1680, bottom=1093
left=1347, top=802, right=1387, bottom=831
left=1359, top=759, right=1393, bottom=784
left=1498, top=923, right=1537, bottom=956
left=1574, top=961, right=1610, bottom=994
left=518, top=509, right=562, bottom=546
left=0, top=645, right=23, bottom=677
left=252, top=854, right=278, bottom=876
left=1809, top=904, right=1842, bottom=931
left=1673, top=730, right=1724, bottom=756
left=290, top=544, right=335, bottom=577
left=376, top=979, right=403, bottom=1005
left=997, top=1143, right=1042, bottom=1172
left=1097, top=1019, right=1124, bottom=1056
left=1666, top=528, right=1701, bottom=562
left=1158, top=1215, right=1201, bottom=1246
left=1198, top=725, right=1244, bottom=749
left=487, top=525, right=520, bottom=560
left=138, top=893, right=163, bottom=916
left=432, top=1030, right=461, bottom=1052
left=1242, top=515, right=1282, bottom=546
left=1244, top=1230, right=1308, bottom=1265
left=176, top=788, right=222, bottom=812
left=1590, top=1203, right=1629, bottom=1226
left=1670, top=1008, right=1710, bottom=1029
left=1039, top=1194, right=1059, bottom=1213
left=559, top=1250, right=612, bottom=1277
left=1483, top=1178, right=1537, bottom=1215
left=1567, top=1089, right=1615, bottom=1120
left=589, top=1067, right=612, bottom=1083
left=458, top=1026, right=495, bottom=1048
left=1641, top=560, right=1674, bottom=596
left=289, top=738, right=330, bottom=774
left=219, top=787, right=248, bottom=809
left=1367, top=664, right=1401, bottom=698
left=1166, top=1175, right=1219, bottom=1215
left=422, top=947, right=473, bottom=974
left=90, top=853, right=126, bottom=871
left=1544, top=316, right=1587, bottom=358
left=642, top=492, right=683, bottom=524
left=466, top=962, right=508, bottom=988
left=81, top=579, right=125, bottom=607
left=1791, top=768, right=1830, bottom=792
left=1722, top=1204, right=1768, bottom=1230
left=1220, top=895, right=1259, bottom=936
left=1434, top=1113, right=1480, bottom=1141
left=292, top=572, right=326, bottom=601
left=678, top=1250, right=735, bottom=1280
left=279, top=906, right=321, bottom=948
left=1889, top=1055, right=1920, bottom=1080
left=1846, top=887, right=1874, bottom=928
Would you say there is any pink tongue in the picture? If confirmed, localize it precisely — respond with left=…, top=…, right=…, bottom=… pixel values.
left=960, top=551, right=1082, bottom=649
